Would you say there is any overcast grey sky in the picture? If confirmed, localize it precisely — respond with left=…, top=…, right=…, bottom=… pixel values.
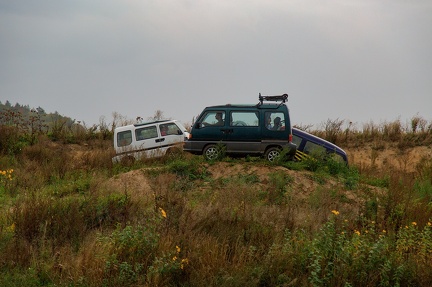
left=1, top=0, right=431, bottom=128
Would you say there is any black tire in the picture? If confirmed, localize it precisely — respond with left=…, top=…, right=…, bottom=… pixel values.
left=203, top=144, right=220, bottom=160
left=265, top=147, right=281, bottom=162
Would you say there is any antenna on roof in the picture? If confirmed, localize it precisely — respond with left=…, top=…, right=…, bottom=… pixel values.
left=258, top=93, right=289, bottom=105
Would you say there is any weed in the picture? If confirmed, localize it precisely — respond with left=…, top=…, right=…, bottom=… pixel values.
left=267, top=171, right=293, bottom=204
left=167, top=157, right=208, bottom=180
left=147, top=246, right=189, bottom=286
left=83, top=192, right=131, bottom=229
left=1, top=115, right=432, bottom=286
left=99, top=221, right=160, bottom=286
left=322, top=118, right=344, bottom=144
left=0, top=168, right=14, bottom=195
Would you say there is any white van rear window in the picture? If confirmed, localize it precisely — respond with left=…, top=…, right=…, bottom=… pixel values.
left=117, top=131, right=132, bottom=147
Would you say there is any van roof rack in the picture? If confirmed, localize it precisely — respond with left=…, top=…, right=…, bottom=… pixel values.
left=258, top=93, right=288, bottom=105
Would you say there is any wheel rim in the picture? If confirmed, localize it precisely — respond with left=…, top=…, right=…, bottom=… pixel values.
left=267, top=150, right=280, bottom=162
left=205, top=146, right=219, bottom=160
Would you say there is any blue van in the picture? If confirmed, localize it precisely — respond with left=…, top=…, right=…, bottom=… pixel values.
left=292, top=127, right=348, bottom=164
left=184, top=94, right=297, bottom=161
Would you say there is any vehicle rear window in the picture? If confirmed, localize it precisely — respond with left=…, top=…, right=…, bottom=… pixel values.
left=330, top=153, right=346, bottom=163
left=117, top=130, right=132, bottom=147
left=265, top=112, right=286, bottom=131
left=135, top=126, right=158, bottom=141
left=292, top=135, right=302, bottom=147
left=304, top=141, right=326, bottom=156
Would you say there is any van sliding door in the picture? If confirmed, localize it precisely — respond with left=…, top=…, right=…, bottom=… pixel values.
left=227, top=111, right=261, bottom=153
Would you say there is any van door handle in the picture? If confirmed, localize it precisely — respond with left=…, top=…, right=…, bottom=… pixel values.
left=220, top=129, right=233, bottom=134
left=155, top=138, right=165, bottom=143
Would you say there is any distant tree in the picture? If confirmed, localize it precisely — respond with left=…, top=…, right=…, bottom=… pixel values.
left=5, top=100, right=11, bottom=107
left=36, top=106, right=46, bottom=114
left=111, top=111, right=132, bottom=131
left=148, top=110, right=166, bottom=121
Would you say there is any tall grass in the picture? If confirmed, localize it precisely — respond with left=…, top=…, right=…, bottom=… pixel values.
left=305, top=115, right=432, bottom=148
left=1, top=118, right=432, bottom=286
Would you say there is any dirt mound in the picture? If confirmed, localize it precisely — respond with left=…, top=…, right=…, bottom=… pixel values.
left=205, top=162, right=347, bottom=198
left=107, top=169, right=154, bottom=200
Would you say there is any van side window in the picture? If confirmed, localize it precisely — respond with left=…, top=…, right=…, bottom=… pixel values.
left=265, top=112, right=285, bottom=131
left=160, top=124, right=168, bottom=136
left=230, top=111, right=259, bottom=126
left=135, top=126, right=158, bottom=141
left=117, top=131, right=132, bottom=147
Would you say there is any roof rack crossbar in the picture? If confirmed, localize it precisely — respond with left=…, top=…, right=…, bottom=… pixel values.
left=258, top=93, right=289, bottom=105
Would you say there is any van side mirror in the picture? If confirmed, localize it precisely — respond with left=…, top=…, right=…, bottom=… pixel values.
left=195, top=122, right=202, bottom=129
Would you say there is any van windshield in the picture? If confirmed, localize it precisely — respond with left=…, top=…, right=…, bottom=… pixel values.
left=201, top=111, right=225, bottom=126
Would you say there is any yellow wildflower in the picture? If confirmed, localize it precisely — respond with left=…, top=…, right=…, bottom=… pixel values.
left=180, top=258, right=189, bottom=269
left=354, top=230, right=361, bottom=236
left=159, top=207, right=167, bottom=218
left=176, top=245, right=181, bottom=253
left=412, top=222, right=417, bottom=226
left=382, top=230, right=386, bottom=233
left=172, top=256, right=177, bottom=261
left=428, top=222, right=431, bottom=227
left=331, top=210, right=340, bottom=216
left=6, top=223, right=15, bottom=233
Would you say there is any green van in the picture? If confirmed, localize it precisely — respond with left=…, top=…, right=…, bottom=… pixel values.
left=184, top=94, right=297, bottom=161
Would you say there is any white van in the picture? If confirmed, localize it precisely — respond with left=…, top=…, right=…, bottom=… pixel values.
left=112, top=120, right=189, bottom=163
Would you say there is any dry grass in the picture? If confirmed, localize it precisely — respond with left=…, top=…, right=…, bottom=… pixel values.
left=1, top=119, right=432, bottom=286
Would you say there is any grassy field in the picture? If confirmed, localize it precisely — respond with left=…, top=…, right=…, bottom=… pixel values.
left=0, top=117, right=432, bottom=286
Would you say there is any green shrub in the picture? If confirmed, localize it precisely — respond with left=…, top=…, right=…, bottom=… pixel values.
left=0, top=126, right=28, bottom=155
left=267, top=171, right=293, bottom=204
left=167, top=157, right=208, bottom=180
left=83, top=193, right=131, bottom=229
left=99, top=221, right=160, bottom=286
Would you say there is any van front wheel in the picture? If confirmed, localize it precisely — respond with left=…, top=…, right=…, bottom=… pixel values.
left=265, top=147, right=281, bottom=162
left=203, top=144, right=220, bottom=161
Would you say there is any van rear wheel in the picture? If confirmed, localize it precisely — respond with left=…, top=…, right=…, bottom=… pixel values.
left=203, top=144, right=220, bottom=160
left=265, top=147, right=281, bottom=162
